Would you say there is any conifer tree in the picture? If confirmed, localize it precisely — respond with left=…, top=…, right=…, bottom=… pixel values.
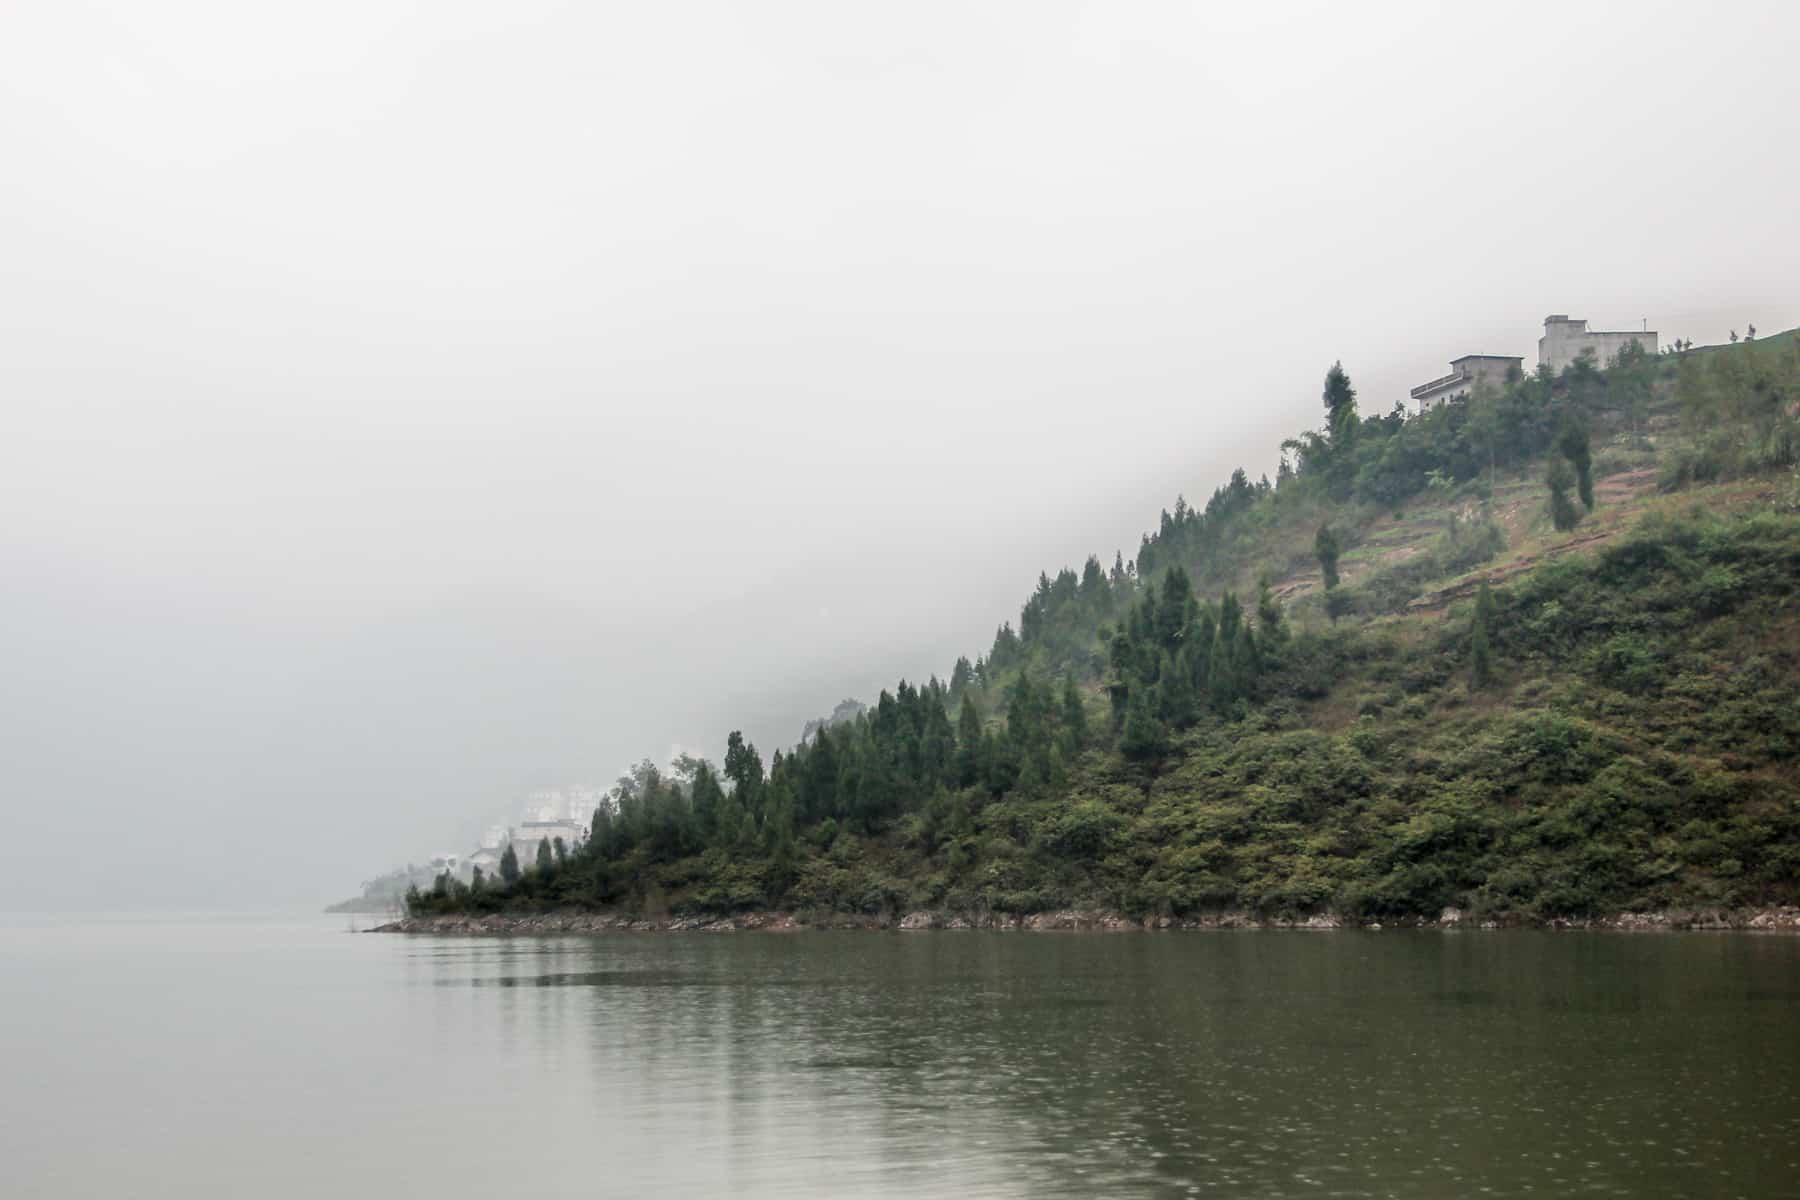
left=1060, top=674, right=1087, bottom=751
left=1322, top=362, right=1360, bottom=497
left=499, top=842, right=520, bottom=884
left=1157, top=650, right=1197, bottom=728
left=535, top=838, right=553, bottom=874
left=1315, top=524, right=1341, bottom=591
left=802, top=726, right=840, bottom=822
left=724, top=731, right=765, bottom=822
left=1326, top=371, right=1355, bottom=430
left=1119, top=686, right=1168, bottom=761
left=1207, top=626, right=1236, bottom=710
left=1557, top=418, right=1595, bottom=511
left=1546, top=456, right=1581, bottom=531
left=1471, top=579, right=1495, bottom=688
left=955, top=699, right=984, bottom=788
left=689, top=764, right=725, bottom=843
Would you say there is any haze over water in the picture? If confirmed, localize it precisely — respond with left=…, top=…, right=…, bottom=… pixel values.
left=6, top=915, right=1797, bottom=1198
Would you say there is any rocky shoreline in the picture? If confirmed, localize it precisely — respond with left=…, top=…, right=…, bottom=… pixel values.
left=371, top=904, right=1800, bottom=935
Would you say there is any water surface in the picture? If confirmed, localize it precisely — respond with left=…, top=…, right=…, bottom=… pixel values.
left=4, top=914, right=1797, bottom=1197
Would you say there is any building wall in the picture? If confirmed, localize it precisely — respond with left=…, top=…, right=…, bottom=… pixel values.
left=1455, top=356, right=1521, bottom=391
left=1539, top=317, right=1656, bottom=374
left=1415, top=357, right=1521, bottom=412
left=1415, top=379, right=1468, bottom=411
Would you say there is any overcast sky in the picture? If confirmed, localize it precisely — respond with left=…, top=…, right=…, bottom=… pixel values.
left=3, top=1, right=1795, bottom=909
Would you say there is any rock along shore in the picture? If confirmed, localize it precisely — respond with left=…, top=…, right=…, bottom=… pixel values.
left=370, top=905, right=1800, bottom=935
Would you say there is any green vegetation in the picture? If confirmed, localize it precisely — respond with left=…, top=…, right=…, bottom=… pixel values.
left=410, top=333, right=1800, bottom=925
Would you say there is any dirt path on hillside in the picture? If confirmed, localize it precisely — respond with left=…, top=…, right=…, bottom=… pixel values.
left=1402, top=530, right=1614, bottom=614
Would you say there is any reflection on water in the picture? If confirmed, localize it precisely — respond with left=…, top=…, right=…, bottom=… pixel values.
left=416, top=931, right=1800, bottom=1198
left=4, top=917, right=1799, bottom=1198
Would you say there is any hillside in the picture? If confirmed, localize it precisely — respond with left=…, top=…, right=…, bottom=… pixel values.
left=405, top=331, right=1800, bottom=927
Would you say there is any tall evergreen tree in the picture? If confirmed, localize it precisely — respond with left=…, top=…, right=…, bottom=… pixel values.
left=1322, top=362, right=1360, bottom=497
left=1315, top=524, right=1342, bottom=591
left=499, top=842, right=520, bottom=884
left=689, top=763, right=726, bottom=843
left=724, top=731, right=765, bottom=827
left=955, top=699, right=984, bottom=788
left=802, top=726, right=840, bottom=822
left=1546, top=456, right=1581, bottom=531
left=1119, top=686, right=1168, bottom=761
left=1471, top=579, right=1495, bottom=688
left=535, top=838, right=553, bottom=875
left=1060, top=674, right=1087, bottom=751
left=1557, top=418, right=1595, bottom=510
left=1156, top=650, right=1197, bottom=728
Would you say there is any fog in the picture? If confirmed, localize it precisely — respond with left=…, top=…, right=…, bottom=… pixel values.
left=2, top=1, right=1795, bottom=909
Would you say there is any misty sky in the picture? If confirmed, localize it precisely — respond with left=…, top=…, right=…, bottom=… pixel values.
left=3, top=1, right=1796, bottom=909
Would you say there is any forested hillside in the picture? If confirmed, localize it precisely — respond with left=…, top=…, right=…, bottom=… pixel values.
left=411, top=331, right=1800, bottom=925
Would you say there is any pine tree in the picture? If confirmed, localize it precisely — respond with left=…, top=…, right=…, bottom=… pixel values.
left=1060, top=674, right=1087, bottom=751
left=535, top=838, right=553, bottom=875
left=955, top=699, right=984, bottom=788
left=1546, top=457, right=1581, bottom=531
left=803, top=726, right=840, bottom=822
left=1156, top=650, right=1197, bottom=728
left=1315, top=524, right=1341, bottom=591
left=1557, top=418, right=1595, bottom=511
left=1471, top=579, right=1495, bottom=688
left=690, top=763, right=725, bottom=843
left=499, top=842, right=520, bottom=885
left=1323, top=361, right=1358, bottom=444
left=1119, top=686, right=1168, bottom=761
left=1155, top=566, right=1193, bottom=650
left=724, top=731, right=765, bottom=824
left=1207, top=625, right=1236, bottom=710
left=1322, top=362, right=1360, bottom=498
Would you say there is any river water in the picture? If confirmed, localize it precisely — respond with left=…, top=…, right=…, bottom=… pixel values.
left=3, top=914, right=1797, bottom=1198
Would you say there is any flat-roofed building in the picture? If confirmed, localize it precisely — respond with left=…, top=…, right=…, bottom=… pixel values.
left=1539, top=314, right=1656, bottom=373
left=1410, top=354, right=1523, bottom=413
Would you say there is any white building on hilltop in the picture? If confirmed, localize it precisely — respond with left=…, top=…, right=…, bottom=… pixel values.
left=1539, top=314, right=1656, bottom=374
left=1410, top=354, right=1524, bottom=413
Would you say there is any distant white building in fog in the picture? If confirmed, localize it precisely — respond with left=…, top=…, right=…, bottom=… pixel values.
left=510, top=819, right=585, bottom=865
left=521, top=786, right=604, bottom=829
